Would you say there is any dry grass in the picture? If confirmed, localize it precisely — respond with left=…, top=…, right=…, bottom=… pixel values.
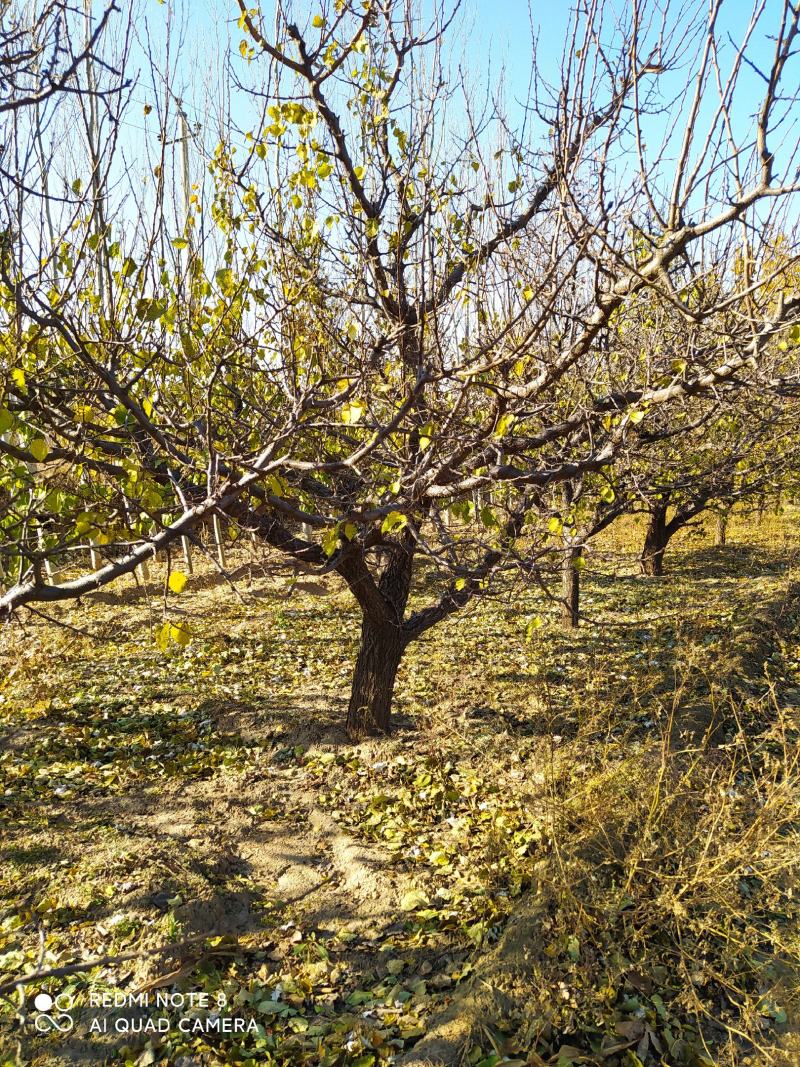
left=1, top=510, right=799, bottom=1066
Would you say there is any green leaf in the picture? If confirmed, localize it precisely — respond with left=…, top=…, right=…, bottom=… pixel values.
left=135, top=298, right=167, bottom=323
left=254, top=998, right=287, bottom=1014
left=215, top=268, right=236, bottom=295
left=629, top=409, right=645, bottom=424
left=168, top=571, right=188, bottom=594
left=267, top=474, right=287, bottom=497
left=0, top=407, right=13, bottom=433
left=29, top=438, right=49, bottom=462
left=172, top=237, right=189, bottom=250
left=600, top=485, right=616, bottom=504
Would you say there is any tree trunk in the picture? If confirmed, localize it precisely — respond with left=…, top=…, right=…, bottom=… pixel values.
left=641, top=505, right=668, bottom=576
left=561, top=546, right=582, bottom=628
left=344, top=539, right=415, bottom=738
left=346, top=620, right=406, bottom=738
left=715, top=510, right=728, bottom=547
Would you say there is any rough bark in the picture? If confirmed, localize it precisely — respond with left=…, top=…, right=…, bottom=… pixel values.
left=346, top=619, right=406, bottom=737
left=561, top=546, right=582, bottom=628
left=641, top=504, right=669, bottom=576
left=345, top=539, right=414, bottom=738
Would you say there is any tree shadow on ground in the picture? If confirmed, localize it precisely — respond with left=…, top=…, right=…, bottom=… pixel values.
left=4, top=544, right=800, bottom=1065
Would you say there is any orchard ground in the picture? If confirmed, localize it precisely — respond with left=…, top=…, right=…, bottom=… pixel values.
left=1, top=511, right=800, bottom=1067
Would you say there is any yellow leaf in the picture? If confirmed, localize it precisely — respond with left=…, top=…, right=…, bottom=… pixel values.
left=400, top=889, right=429, bottom=911
left=381, top=510, right=407, bottom=534
left=170, top=623, right=191, bottom=647
left=341, top=400, right=365, bottom=425
left=495, top=412, right=516, bottom=438
left=312, top=14, right=325, bottom=27
left=156, top=622, right=171, bottom=653
left=321, top=527, right=339, bottom=556
left=168, top=571, right=188, bottom=594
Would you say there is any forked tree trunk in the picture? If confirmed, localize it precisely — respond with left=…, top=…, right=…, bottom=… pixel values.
left=346, top=620, right=407, bottom=737
left=641, top=505, right=669, bottom=576
left=561, top=546, right=582, bottom=628
left=344, top=540, right=415, bottom=738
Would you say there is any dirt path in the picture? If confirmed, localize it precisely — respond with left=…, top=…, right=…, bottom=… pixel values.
left=99, top=752, right=418, bottom=952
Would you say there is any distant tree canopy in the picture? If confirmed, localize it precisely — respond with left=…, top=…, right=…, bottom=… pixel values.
left=1, top=0, right=800, bottom=735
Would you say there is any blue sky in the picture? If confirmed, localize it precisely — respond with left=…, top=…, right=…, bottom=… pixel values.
left=125, top=0, right=794, bottom=151
left=103, top=0, right=799, bottom=239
